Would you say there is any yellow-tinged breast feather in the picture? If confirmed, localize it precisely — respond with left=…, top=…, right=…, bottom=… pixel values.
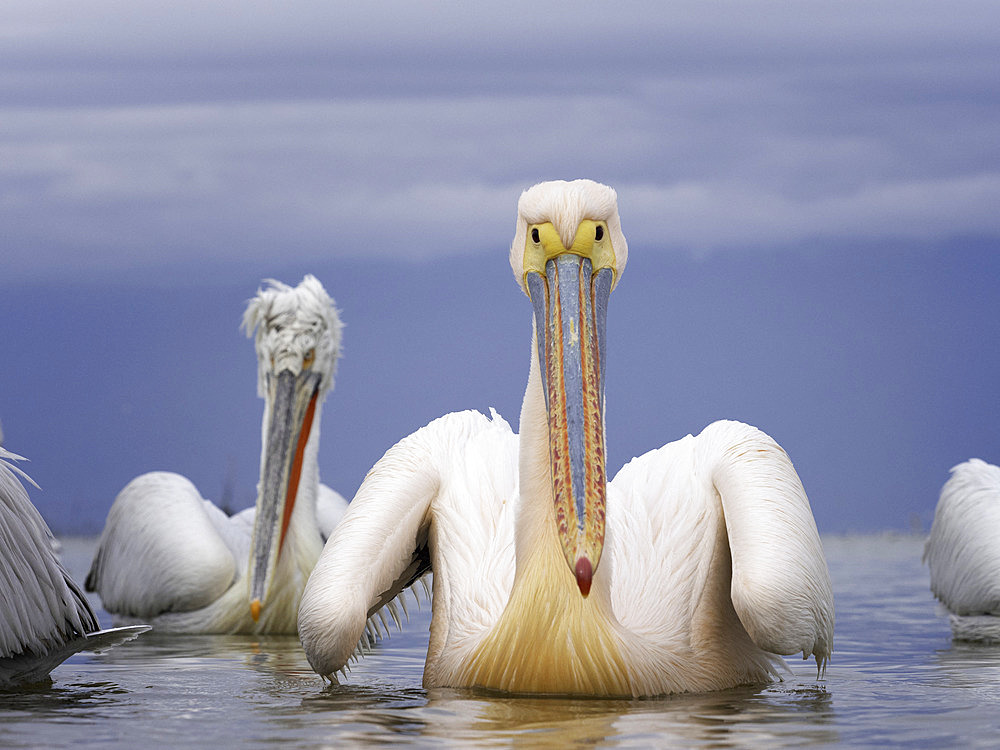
left=459, top=543, right=632, bottom=696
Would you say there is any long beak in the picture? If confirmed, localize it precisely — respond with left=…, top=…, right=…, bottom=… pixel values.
left=526, top=254, right=613, bottom=597
left=248, top=368, right=321, bottom=621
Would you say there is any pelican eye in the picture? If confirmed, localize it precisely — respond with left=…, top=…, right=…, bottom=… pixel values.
left=595, top=225, right=604, bottom=241
left=303, top=349, right=316, bottom=369
left=531, top=227, right=540, bottom=243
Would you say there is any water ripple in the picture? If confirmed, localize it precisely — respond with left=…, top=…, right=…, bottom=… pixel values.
left=2, top=535, right=999, bottom=747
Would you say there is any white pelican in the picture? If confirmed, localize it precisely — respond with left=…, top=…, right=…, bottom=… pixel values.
left=298, top=180, right=834, bottom=697
left=86, top=275, right=348, bottom=634
left=925, top=458, right=1000, bottom=642
left=1, top=448, right=147, bottom=686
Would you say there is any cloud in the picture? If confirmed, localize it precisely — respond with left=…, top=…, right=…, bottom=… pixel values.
left=2, top=2, right=999, bottom=280
left=623, top=173, right=1000, bottom=254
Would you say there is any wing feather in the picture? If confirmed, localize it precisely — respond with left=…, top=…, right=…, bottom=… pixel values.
left=298, top=409, right=517, bottom=679
left=925, top=458, right=1000, bottom=615
left=0, top=449, right=150, bottom=686
left=611, top=421, right=833, bottom=671
left=315, top=483, right=349, bottom=541
left=86, top=472, right=237, bottom=619
left=704, top=420, right=833, bottom=668
left=0, top=449, right=98, bottom=660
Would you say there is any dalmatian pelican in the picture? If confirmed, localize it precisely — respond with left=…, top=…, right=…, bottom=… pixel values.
left=1, top=448, right=147, bottom=686
left=86, top=275, right=347, bottom=633
left=925, top=458, right=1000, bottom=642
left=298, top=180, right=834, bottom=697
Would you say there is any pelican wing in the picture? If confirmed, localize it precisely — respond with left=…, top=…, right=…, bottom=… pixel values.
left=1, top=625, right=148, bottom=687
left=299, top=409, right=518, bottom=679
left=86, top=472, right=238, bottom=620
left=925, top=458, right=1000, bottom=615
left=706, top=421, right=833, bottom=667
left=611, top=420, right=833, bottom=670
left=315, top=483, right=349, bottom=541
left=0, top=449, right=98, bottom=660
left=0, top=449, right=150, bottom=686
left=196, top=502, right=257, bottom=584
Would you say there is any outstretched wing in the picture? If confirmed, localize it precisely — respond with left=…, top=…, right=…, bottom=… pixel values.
left=86, top=472, right=238, bottom=620
left=298, top=409, right=518, bottom=680
left=611, top=420, right=833, bottom=671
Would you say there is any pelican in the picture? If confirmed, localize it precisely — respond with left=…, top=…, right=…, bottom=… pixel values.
left=86, top=275, right=347, bottom=633
left=298, top=180, right=834, bottom=697
left=925, top=458, right=1000, bottom=642
left=1, top=448, right=147, bottom=686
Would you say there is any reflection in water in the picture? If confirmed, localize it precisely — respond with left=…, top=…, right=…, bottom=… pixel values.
left=410, top=680, right=837, bottom=748
left=0, top=679, right=129, bottom=716
left=299, top=684, right=429, bottom=740
left=6, top=534, right=1000, bottom=748
left=933, top=641, right=1000, bottom=702
left=291, top=674, right=837, bottom=747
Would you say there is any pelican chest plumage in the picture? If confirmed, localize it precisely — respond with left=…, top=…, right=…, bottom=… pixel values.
left=298, top=180, right=834, bottom=696
left=925, top=458, right=1000, bottom=642
left=86, top=275, right=348, bottom=633
left=1, top=448, right=146, bottom=686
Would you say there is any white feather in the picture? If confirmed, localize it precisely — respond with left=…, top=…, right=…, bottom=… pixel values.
left=298, top=180, right=833, bottom=696
left=87, top=275, right=348, bottom=634
left=925, top=458, right=1000, bottom=640
left=0, top=448, right=146, bottom=686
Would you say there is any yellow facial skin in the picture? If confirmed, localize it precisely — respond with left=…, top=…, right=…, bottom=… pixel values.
left=522, top=220, right=617, bottom=287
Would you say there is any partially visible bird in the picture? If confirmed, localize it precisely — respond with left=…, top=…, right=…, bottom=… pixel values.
left=86, top=275, right=348, bottom=633
left=0, top=448, right=147, bottom=687
left=298, top=179, right=834, bottom=697
left=925, top=458, right=1000, bottom=642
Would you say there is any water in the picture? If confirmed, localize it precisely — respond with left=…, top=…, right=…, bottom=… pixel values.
left=3, top=535, right=999, bottom=748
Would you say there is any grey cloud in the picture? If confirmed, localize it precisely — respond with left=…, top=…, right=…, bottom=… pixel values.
left=2, top=1, right=999, bottom=279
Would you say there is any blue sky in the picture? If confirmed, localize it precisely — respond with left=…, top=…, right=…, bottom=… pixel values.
left=2, top=2, right=999, bottom=534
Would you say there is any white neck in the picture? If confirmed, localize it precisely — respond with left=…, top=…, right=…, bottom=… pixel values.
left=514, top=326, right=556, bottom=566
left=290, top=404, right=323, bottom=540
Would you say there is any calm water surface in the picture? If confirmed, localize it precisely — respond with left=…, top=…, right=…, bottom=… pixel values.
left=3, top=535, right=999, bottom=748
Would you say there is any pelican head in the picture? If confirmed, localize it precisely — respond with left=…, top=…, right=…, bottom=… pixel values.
left=510, top=180, right=629, bottom=597
left=241, top=274, right=343, bottom=620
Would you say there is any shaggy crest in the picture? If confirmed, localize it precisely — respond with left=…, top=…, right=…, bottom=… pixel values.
left=242, top=275, right=343, bottom=398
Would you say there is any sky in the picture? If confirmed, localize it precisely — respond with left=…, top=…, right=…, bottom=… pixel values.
left=2, top=1, right=999, bottom=536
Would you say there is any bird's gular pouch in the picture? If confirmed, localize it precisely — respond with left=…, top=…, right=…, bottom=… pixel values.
left=527, top=255, right=612, bottom=598
left=248, top=368, right=321, bottom=620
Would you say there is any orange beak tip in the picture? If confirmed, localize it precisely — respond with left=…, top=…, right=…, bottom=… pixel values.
left=575, top=557, right=593, bottom=597
left=250, top=599, right=262, bottom=622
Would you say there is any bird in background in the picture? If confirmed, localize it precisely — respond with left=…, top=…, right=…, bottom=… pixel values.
left=0, top=448, right=147, bottom=687
left=298, top=179, right=834, bottom=697
left=925, top=458, right=1000, bottom=642
left=86, top=275, right=348, bottom=633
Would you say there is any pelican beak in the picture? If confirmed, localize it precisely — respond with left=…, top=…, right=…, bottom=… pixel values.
left=248, top=368, right=321, bottom=620
left=524, top=220, right=614, bottom=597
